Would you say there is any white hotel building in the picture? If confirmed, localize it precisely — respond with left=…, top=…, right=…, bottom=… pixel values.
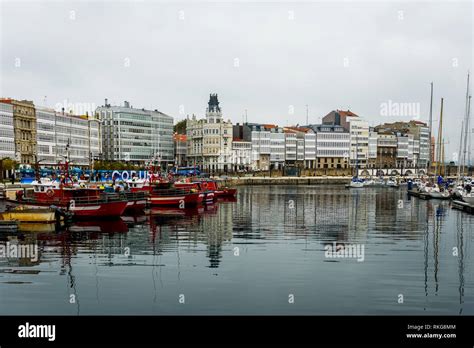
left=96, top=100, right=174, bottom=166
left=36, top=106, right=101, bottom=167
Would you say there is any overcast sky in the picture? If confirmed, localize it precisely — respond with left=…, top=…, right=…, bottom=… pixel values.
left=1, top=0, right=473, bottom=159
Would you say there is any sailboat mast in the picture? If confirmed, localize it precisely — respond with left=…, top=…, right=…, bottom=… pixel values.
left=441, top=138, right=445, bottom=176
left=468, top=96, right=472, bottom=169
left=461, top=94, right=471, bottom=178
left=466, top=96, right=472, bottom=174
left=457, top=120, right=464, bottom=179
left=355, top=131, right=359, bottom=177
left=429, top=82, right=433, bottom=173
left=436, top=98, right=444, bottom=176
left=460, top=73, right=470, bottom=181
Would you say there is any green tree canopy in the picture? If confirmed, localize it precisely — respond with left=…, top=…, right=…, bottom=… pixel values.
left=1, top=158, right=17, bottom=171
left=174, top=119, right=187, bottom=134
left=93, top=161, right=144, bottom=171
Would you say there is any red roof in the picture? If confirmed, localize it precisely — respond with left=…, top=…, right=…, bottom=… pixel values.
left=337, top=109, right=358, bottom=117
left=0, top=98, right=13, bottom=104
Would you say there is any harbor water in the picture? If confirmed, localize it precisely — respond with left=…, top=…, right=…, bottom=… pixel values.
left=0, top=185, right=473, bottom=315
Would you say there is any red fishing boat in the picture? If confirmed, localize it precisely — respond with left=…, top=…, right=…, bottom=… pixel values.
left=149, top=182, right=203, bottom=207
left=124, top=178, right=150, bottom=193
left=174, top=181, right=215, bottom=203
left=194, top=179, right=237, bottom=198
left=122, top=191, right=148, bottom=212
left=12, top=179, right=128, bottom=218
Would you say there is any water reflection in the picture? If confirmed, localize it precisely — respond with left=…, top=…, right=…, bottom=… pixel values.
left=0, top=186, right=472, bottom=315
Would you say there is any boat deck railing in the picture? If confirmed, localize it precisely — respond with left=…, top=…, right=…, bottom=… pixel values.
left=21, top=193, right=127, bottom=206
left=150, top=188, right=193, bottom=196
left=122, top=191, right=148, bottom=200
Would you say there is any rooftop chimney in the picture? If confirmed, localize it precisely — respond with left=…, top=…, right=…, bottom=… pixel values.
left=124, top=101, right=130, bottom=108
left=105, top=98, right=108, bottom=107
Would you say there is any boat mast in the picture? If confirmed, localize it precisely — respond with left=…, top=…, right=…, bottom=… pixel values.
left=459, top=72, right=470, bottom=182
left=436, top=98, right=444, bottom=177
left=461, top=94, right=471, bottom=179
left=458, top=119, right=464, bottom=179
left=428, top=82, right=433, bottom=174
left=468, top=96, right=472, bottom=169
left=441, top=137, right=445, bottom=176
left=354, top=131, right=359, bottom=177
left=457, top=120, right=464, bottom=181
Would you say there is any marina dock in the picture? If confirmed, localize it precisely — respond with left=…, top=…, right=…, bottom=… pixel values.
left=452, top=200, right=474, bottom=214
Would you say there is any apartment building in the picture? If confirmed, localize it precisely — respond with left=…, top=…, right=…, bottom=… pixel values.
left=284, top=127, right=316, bottom=169
left=375, top=121, right=430, bottom=168
left=322, top=109, right=369, bottom=168
left=96, top=100, right=174, bottom=167
left=36, top=106, right=100, bottom=167
left=375, top=132, right=398, bottom=168
left=0, top=101, right=15, bottom=160
left=0, top=98, right=37, bottom=165
left=231, top=139, right=252, bottom=171
left=368, top=129, right=378, bottom=168
left=308, top=124, right=350, bottom=169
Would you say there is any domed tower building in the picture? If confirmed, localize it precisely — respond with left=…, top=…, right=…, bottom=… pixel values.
left=187, top=94, right=233, bottom=173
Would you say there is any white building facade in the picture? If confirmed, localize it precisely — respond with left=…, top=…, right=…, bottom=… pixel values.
left=186, top=94, right=233, bottom=172
left=368, top=130, right=378, bottom=167
left=0, top=102, right=15, bottom=160
left=311, top=124, right=350, bottom=169
left=284, top=127, right=316, bottom=169
left=347, top=117, right=369, bottom=168
left=36, top=106, right=101, bottom=167
left=251, top=130, right=271, bottom=170
left=284, top=132, right=297, bottom=163
left=270, top=131, right=285, bottom=170
left=304, top=131, right=317, bottom=169
left=418, top=124, right=430, bottom=167
left=96, top=100, right=174, bottom=166
left=231, top=140, right=252, bottom=171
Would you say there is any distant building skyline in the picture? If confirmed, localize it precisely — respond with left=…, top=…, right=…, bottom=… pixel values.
left=2, top=1, right=471, bottom=159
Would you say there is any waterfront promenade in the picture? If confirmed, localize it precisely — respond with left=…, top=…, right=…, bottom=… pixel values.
left=221, top=176, right=351, bottom=186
